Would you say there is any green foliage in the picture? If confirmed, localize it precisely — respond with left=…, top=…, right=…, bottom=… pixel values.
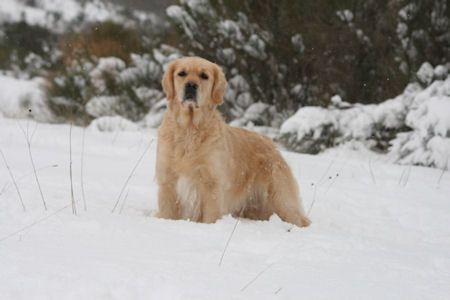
left=0, top=21, right=56, bottom=71
left=169, top=0, right=449, bottom=112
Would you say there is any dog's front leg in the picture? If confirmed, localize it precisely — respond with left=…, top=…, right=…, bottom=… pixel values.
left=197, top=175, right=222, bottom=223
left=201, top=192, right=222, bottom=224
left=156, top=183, right=180, bottom=220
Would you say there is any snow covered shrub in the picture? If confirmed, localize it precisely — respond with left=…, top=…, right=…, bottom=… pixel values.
left=278, top=63, right=450, bottom=169
left=46, top=53, right=165, bottom=124
left=166, top=0, right=302, bottom=122
left=390, top=67, right=450, bottom=169
left=59, top=21, right=142, bottom=65
left=45, top=58, right=95, bottom=123
left=166, top=0, right=449, bottom=122
left=88, top=115, right=139, bottom=132
left=0, top=75, right=53, bottom=122
left=277, top=93, right=413, bottom=154
left=0, top=21, right=56, bottom=76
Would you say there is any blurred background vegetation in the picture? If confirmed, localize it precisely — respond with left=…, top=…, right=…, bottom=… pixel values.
left=0, top=0, right=448, bottom=127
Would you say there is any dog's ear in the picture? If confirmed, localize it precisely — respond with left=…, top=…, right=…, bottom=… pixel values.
left=162, top=60, right=177, bottom=101
left=212, top=64, right=227, bottom=105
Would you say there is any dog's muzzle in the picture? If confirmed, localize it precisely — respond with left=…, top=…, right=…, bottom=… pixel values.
left=184, top=81, right=198, bottom=102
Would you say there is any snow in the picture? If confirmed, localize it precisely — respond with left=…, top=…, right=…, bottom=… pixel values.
left=85, top=96, right=121, bottom=119
left=0, top=0, right=160, bottom=33
left=390, top=77, right=450, bottom=169
left=280, top=65, right=450, bottom=169
left=166, top=5, right=198, bottom=40
left=218, top=20, right=244, bottom=44
left=291, top=34, right=305, bottom=53
left=416, top=62, right=434, bottom=85
left=0, top=74, right=52, bottom=122
left=336, top=10, right=354, bottom=22
left=1, top=116, right=450, bottom=299
left=88, top=116, right=139, bottom=132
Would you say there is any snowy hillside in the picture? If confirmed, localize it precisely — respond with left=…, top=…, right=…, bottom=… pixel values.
left=0, top=0, right=160, bottom=32
left=1, top=116, right=449, bottom=299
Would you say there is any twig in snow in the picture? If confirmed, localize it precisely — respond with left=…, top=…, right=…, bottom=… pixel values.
left=437, top=168, right=446, bottom=185
left=0, top=150, right=26, bottom=211
left=17, top=118, right=47, bottom=210
left=0, top=204, right=70, bottom=243
left=219, top=218, right=239, bottom=266
left=307, top=184, right=318, bottom=216
left=402, top=165, right=412, bottom=187
left=80, top=127, right=87, bottom=211
left=398, top=167, right=406, bottom=186
left=111, top=139, right=153, bottom=213
left=274, top=287, right=282, bottom=294
left=240, top=263, right=274, bottom=292
left=119, top=188, right=130, bottom=214
left=1, top=164, right=58, bottom=196
left=325, top=173, right=338, bottom=195
left=436, top=156, right=448, bottom=186
left=69, top=122, right=76, bottom=215
left=112, top=130, right=120, bottom=145
left=318, top=160, right=335, bottom=186
left=325, top=160, right=347, bottom=195
left=307, top=160, right=334, bottom=216
left=368, top=159, right=376, bottom=185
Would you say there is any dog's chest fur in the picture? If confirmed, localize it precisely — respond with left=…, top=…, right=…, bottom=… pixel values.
left=176, top=176, right=202, bottom=221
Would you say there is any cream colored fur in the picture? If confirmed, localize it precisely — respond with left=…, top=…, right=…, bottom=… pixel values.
left=155, top=57, right=311, bottom=227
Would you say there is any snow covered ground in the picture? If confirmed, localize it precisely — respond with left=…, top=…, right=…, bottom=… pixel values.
left=1, top=116, right=450, bottom=300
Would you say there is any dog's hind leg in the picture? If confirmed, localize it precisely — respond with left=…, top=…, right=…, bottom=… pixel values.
left=264, top=164, right=311, bottom=227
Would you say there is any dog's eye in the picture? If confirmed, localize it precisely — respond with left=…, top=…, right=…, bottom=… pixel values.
left=200, top=73, right=208, bottom=80
left=178, top=71, right=186, bottom=77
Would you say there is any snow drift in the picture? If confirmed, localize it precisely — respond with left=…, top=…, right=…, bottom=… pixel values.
left=279, top=63, right=450, bottom=169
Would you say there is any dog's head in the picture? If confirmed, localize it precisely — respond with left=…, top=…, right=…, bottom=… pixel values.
left=162, top=57, right=227, bottom=125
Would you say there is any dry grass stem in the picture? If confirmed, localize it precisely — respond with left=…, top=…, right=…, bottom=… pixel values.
left=240, top=263, right=274, bottom=292
left=436, top=156, right=448, bottom=185
left=119, top=188, right=130, bottom=214
left=18, top=120, right=47, bottom=210
left=219, top=218, right=239, bottom=266
left=368, top=159, right=376, bottom=185
left=307, top=160, right=334, bottom=216
left=398, top=168, right=406, bottom=186
left=0, top=204, right=70, bottom=242
left=111, top=139, right=153, bottom=213
left=403, top=165, right=412, bottom=187
left=1, top=164, right=58, bottom=196
left=81, top=127, right=87, bottom=211
left=69, top=122, right=76, bottom=215
left=0, top=150, right=26, bottom=211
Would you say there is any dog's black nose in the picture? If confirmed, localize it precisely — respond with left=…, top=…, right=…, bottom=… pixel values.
left=184, top=81, right=198, bottom=101
left=185, top=81, right=198, bottom=91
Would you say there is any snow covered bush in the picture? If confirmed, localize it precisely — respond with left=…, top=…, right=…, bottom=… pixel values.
left=0, top=74, right=53, bottom=122
left=46, top=52, right=166, bottom=124
left=278, top=63, right=450, bottom=169
left=390, top=72, right=450, bottom=169
left=166, top=0, right=304, bottom=122
left=166, top=0, right=449, bottom=122
left=88, top=115, right=139, bottom=132
left=0, top=21, right=57, bottom=76
left=277, top=93, right=412, bottom=154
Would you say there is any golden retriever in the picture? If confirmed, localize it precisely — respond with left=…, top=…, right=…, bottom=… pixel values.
left=155, top=57, right=311, bottom=227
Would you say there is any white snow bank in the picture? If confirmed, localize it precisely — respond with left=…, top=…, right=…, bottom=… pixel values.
left=279, top=63, right=450, bottom=169
left=89, top=115, right=139, bottom=132
left=390, top=76, right=450, bottom=169
left=0, top=117, right=449, bottom=299
left=0, top=74, right=52, bottom=122
left=0, top=0, right=160, bottom=33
